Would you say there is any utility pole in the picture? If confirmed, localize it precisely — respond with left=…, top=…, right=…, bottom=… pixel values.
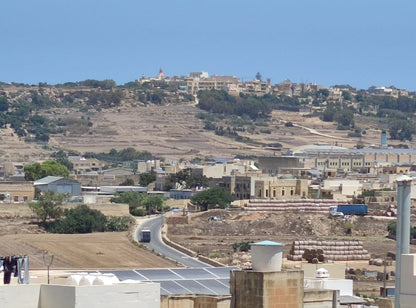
left=395, top=175, right=412, bottom=308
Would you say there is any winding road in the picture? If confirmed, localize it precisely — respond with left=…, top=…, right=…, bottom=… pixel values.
left=138, top=215, right=213, bottom=268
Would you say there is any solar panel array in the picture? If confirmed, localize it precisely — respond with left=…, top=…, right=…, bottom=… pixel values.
left=98, top=267, right=238, bottom=296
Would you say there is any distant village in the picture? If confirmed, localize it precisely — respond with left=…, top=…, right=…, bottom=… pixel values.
left=1, top=70, right=416, bottom=307
left=0, top=131, right=413, bottom=219
left=0, top=69, right=415, bottom=213
left=140, top=68, right=413, bottom=100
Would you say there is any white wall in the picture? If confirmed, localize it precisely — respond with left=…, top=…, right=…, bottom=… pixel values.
left=304, top=278, right=352, bottom=296
left=0, top=283, right=159, bottom=308
left=0, top=285, right=40, bottom=308
left=400, top=254, right=416, bottom=308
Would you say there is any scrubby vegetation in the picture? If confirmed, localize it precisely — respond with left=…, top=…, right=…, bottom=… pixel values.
left=110, top=192, right=167, bottom=216
left=45, top=204, right=132, bottom=234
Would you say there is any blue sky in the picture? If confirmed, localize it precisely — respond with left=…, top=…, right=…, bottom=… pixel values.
left=2, top=0, right=416, bottom=90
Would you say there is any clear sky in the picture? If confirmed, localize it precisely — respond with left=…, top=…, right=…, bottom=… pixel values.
left=2, top=0, right=416, bottom=90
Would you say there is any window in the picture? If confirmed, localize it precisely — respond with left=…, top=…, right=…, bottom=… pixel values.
left=23, top=196, right=28, bottom=202
left=13, top=196, right=18, bottom=202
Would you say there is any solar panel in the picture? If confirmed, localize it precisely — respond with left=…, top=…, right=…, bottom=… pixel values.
left=198, top=279, right=230, bottom=295
left=170, top=268, right=216, bottom=279
left=176, top=279, right=216, bottom=295
left=99, top=270, right=143, bottom=281
left=205, top=266, right=239, bottom=278
left=218, top=278, right=230, bottom=286
left=88, top=267, right=239, bottom=296
left=136, top=269, right=182, bottom=280
left=157, top=280, right=191, bottom=295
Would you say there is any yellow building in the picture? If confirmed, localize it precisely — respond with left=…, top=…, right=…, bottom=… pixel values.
left=0, top=182, right=35, bottom=203
left=254, top=178, right=308, bottom=199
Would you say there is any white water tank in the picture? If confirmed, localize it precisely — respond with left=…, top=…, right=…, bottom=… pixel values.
left=250, top=240, right=284, bottom=272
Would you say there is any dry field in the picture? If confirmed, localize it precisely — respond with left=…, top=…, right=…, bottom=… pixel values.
left=1, top=102, right=408, bottom=162
left=0, top=232, right=177, bottom=270
left=0, top=215, right=178, bottom=270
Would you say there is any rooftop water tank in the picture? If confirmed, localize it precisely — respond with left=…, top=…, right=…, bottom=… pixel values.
left=250, top=240, right=284, bottom=272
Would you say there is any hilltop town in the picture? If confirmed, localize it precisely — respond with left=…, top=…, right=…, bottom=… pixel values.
left=0, top=70, right=415, bottom=306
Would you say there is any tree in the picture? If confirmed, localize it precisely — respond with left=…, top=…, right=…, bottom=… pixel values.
left=29, top=190, right=66, bottom=224
left=335, top=109, right=354, bottom=128
left=44, top=205, right=132, bottom=233
left=52, top=150, right=74, bottom=171
left=139, top=171, right=156, bottom=186
left=165, top=168, right=210, bottom=190
left=119, top=178, right=134, bottom=186
left=190, top=187, right=233, bottom=211
left=110, top=191, right=165, bottom=215
left=0, top=95, right=8, bottom=112
left=389, top=119, right=415, bottom=141
left=24, top=160, right=70, bottom=181
left=142, top=195, right=165, bottom=214
left=110, top=191, right=145, bottom=210
left=50, top=204, right=107, bottom=233
left=321, top=103, right=337, bottom=122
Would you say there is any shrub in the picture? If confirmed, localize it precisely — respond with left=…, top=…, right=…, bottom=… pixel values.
left=232, top=241, right=253, bottom=252
left=44, top=204, right=131, bottom=234
left=131, top=208, right=146, bottom=216
left=105, top=216, right=133, bottom=232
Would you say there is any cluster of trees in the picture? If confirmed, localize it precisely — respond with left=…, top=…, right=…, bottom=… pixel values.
left=0, top=94, right=60, bottom=141
left=321, top=103, right=355, bottom=129
left=139, top=171, right=156, bottom=186
left=28, top=191, right=131, bottom=233
left=197, top=90, right=272, bottom=120
left=79, top=79, right=117, bottom=89
left=164, top=168, right=210, bottom=190
left=110, top=192, right=167, bottom=216
left=24, top=160, right=70, bottom=181
left=50, top=150, right=74, bottom=171
left=84, top=147, right=153, bottom=163
left=87, top=89, right=123, bottom=108
left=46, top=205, right=131, bottom=233
left=190, top=187, right=233, bottom=211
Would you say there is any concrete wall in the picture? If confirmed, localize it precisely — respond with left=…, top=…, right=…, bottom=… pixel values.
left=400, top=254, right=416, bottom=308
left=161, top=295, right=231, bottom=308
left=0, top=284, right=41, bottom=308
left=0, top=283, right=159, bottom=308
left=40, top=285, right=75, bottom=308
left=303, top=289, right=338, bottom=308
left=230, top=270, right=304, bottom=308
left=304, top=278, right=353, bottom=296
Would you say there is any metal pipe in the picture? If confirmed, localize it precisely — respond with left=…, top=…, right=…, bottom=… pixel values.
left=395, top=175, right=412, bottom=308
